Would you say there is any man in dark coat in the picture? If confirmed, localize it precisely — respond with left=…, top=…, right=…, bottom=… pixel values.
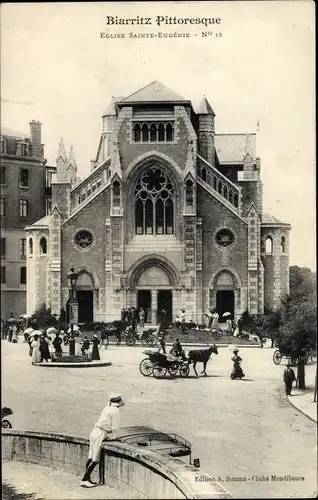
left=158, top=309, right=169, bottom=332
left=283, top=363, right=296, bottom=395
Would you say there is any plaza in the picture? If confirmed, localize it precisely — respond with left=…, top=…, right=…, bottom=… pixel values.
left=2, top=339, right=317, bottom=499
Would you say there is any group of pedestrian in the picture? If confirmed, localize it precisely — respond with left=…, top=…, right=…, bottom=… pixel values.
left=120, top=307, right=146, bottom=331
left=80, top=334, right=101, bottom=361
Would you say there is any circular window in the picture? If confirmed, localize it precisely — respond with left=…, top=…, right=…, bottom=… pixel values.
left=215, top=229, right=234, bottom=248
left=74, top=230, right=93, bottom=249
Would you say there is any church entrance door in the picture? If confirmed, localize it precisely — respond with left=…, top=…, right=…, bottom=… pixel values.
left=77, top=291, right=93, bottom=323
left=137, top=290, right=152, bottom=324
left=216, top=290, right=234, bottom=322
left=157, top=290, right=172, bottom=322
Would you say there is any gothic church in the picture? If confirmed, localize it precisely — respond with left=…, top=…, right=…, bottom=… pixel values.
left=26, top=81, right=291, bottom=324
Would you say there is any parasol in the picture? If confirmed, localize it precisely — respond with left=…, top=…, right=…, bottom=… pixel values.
left=67, top=325, right=80, bottom=334
left=8, top=318, right=17, bottom=323
left=47, top=327, right=58, bottom=335
left=19, top=314, right=32, bottom=319
left=222, top=312, right=231, bottom=317
left=24, top=327, right=34, bottom=334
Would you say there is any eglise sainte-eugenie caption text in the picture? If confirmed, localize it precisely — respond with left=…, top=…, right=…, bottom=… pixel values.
left=105, top=16, right=222, bottom=27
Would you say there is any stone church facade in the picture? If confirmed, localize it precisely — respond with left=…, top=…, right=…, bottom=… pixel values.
left=26, top=81, right=291, bottom=324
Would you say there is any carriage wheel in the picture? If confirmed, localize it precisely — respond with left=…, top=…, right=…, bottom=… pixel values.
left=179, top=365, right=190, bottom=377
left=141, top=336, right=148, bottom=346
left=152, top=364, right=167, bottom=378
left=2, top=419, right=12, bottom=429
left=168, top=363, right=179, bottom=376
left=139, top=358, right=153, bottom=377
left=126, top=336, right=135, bottom=346
left=273, top=350, right=282, bottom=365
left=147, top=334, right=158, bottom=347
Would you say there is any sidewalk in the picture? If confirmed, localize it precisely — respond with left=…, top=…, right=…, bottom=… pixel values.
left=287, top=363, right=317, bottom=423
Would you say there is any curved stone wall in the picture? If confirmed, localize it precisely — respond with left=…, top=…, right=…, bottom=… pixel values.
left=2, top=430, right=231, bottom=499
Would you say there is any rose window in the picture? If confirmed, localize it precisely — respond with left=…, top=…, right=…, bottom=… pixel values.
left=74, top=230, right=93, bottom=249
left=215, top=229, right=234, bottom=248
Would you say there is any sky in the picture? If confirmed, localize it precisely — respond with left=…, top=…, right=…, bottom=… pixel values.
left=1, top=1, right=315, bottom=270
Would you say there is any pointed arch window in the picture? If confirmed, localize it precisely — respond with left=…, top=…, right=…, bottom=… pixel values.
left=185, top=179, right=194, bottom=207
left=217, top=180, right=222, bottom=194
left=150, top=124, right=157, bottom=142
left=40, top=237, right=47, bottom=254
left=134, top=123, right=141, bottom=142
left=142, top=124, right=149, bottom=142
left=158, top=124, right=165, bottom=142
left=223, top=185, right=228, bottom=199
left=113, top=181, right=121, bottom=207
left=166, top=123, right=174, bottom=142
left=135, top=166, right=174, bottom=235
left=281, top=236, right=286, bottom=253
left=265, top=236, right=273, bottom=254
left=201, top=167, right=207, bottom=182
left=29, top=238, right=33, bottom=255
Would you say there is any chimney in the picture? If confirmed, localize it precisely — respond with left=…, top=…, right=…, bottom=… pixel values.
left=29, top=120, right=42, bottom=158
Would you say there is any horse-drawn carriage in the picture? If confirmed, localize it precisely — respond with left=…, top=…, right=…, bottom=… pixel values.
left=273, top=344, right=312, bottom=366
left=139, top=350, right=190, bottom=378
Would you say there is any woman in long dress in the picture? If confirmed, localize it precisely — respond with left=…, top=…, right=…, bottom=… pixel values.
left=91, top=334, right=100, bottom=361
left=31, top=335, right=41, bottom=364
left=211, top=310, right=219, bottom=330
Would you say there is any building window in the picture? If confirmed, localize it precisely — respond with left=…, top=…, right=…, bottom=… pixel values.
left=92, top=183, right=96, bottom=193
left=0, top=237, right=6, bottom=258
left=20, top=143, right=27, bottom=156
left=281, top=236, right=286, bottom=253
left=0, top=266, right=6, bottom=284
left=20, top=266, right=27, bottom=285
left=97, top=178, right=102, bottom=188
left=87, top=184, right=91, bottom=196
left=45, top=171, right=53, bottom=188
left=133, top=122, right=174, bottom=143
left=0, top=166, right=6, bottom=185
left=20, top=199, right=29, bottom=218
left=29, top=238, right=33, bottom=255
left=45, top=199, right=52, bottom=215
left=265, top=236, right=273, bottom=254
left=74, top=230, right=93, bottom=249
left=40, top=237, right=47, bottom=254
left=21, top=238, right=26, bottom=259
left=215, top=228, right=234, bottom=248
left=81, top=189, right=86, bottom=202
left=135, top=166, right=174, bottom=235
left=0, top=197, right=6, bottom=216
left=133, top=124, right=141, bottom=142
left=201, top=167, right=207, bottom=182
left=185, top=179, right=194, bottom=206
left=20, top=168, right=29, bottom=187
left=113, top=181, right=121, bottom=207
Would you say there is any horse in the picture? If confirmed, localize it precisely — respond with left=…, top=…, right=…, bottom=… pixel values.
left=187, top=345, right=218, bottom=376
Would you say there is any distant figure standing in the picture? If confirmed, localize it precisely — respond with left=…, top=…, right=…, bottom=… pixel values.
left=52, top=333, right=63, bottom=357
left=81, top=336, right=90, bottom=360
left=205, top=310, right=213, bottom=330
left=40, top=334, right=51, bottom=362
left=31, top=334, right=41, bottom=364
left=237, top=315, right=244, bottom=336
left=126, top=308, right=132, bottom=326
left=283, top=363, right=296, bottom=395
left=91, top=334, right=100, bottom=361
left=139, top=307, right=145, bottom=328
left=158, top=330, right=166, bottom=354
left=226, top=317, right=233, bottom=335
left=131, top=307, right=138, bottom=332
left=180, top=308, right=186, bottom=333
left=211, top=310, right=219, bottom=331
left=80, top=394, right=125, bottom=488
left=158, top=309, right=169, bottom=334
left=120, top=308, right=126, bottom=323
left=11, top=324, right=18, bottom=343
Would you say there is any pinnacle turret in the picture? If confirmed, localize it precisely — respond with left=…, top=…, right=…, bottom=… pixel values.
left=196, top=96, right=215, bottom=116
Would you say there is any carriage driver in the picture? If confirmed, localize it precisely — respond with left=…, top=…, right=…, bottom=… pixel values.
left=81, top=394, right=125, bottom=488
left=170, top=338, right=185, bottom=359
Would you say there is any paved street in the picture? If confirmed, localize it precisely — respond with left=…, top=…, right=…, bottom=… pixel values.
left=2, top=340, right=317, bottom=499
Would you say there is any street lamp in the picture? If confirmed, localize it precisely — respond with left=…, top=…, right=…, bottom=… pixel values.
left=67, top=267, right=78, bottom=355
left=67, top=267, right=78, bottom=297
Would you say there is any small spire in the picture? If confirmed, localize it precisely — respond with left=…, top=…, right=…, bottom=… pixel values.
left=196, top=96, right=215, bottom=116
left=68, top=145, right=77, bottom=168
left=57, top=137, right=67, bottom=163
left=256, top=119, right=260, bottom=132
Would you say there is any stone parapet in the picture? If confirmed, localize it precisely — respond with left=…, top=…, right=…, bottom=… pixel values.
left=2, top=429, right=231, bottom=499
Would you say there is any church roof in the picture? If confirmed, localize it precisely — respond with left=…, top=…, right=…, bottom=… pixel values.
left=196, top=97, right=215, bottom=116
left=215, top=133, right=256, bottom=164
left=120, top=80, right=186, bottom=103
left=1, top=126, right=29, bottom=139
left=29, top=214, right=51, bottom=228
left=262, top=213, right=290, bottom=226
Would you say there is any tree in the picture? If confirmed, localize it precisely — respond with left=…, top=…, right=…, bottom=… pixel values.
left=31, top=304, right=59, bottom=329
